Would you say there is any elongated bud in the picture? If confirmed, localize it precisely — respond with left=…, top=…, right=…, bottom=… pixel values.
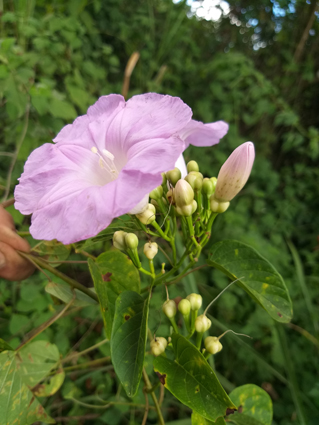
left=113, top=231, right=127, bottom=250
left=204, top=336, right=223, bottom=354
left=214, top=142, right=255, bottom=202
left=136, top=203, right=156, bottom=224
left=187, top=160, right=199, bottom=173
left=162, top=299, right=177, bottom=318
left=186, top=293, right=202, bottom=311
left=150, top=337, right=167, bottom=356
left=175, top=180, right=194, bottom=207
left=143, top=242, right=158, bottom=260
left=124, top=233, right=138, bottom=249
left=210, top=194, right=230, bottom=213
left=178, top=299, right=191, bottom=315
left=166, top=168, right=181, bottom=186
left=176, top=200, right=197, bottom=217
left=150, top=186, right=164, bottom=200
left=195, top=314, right=212, bottom=333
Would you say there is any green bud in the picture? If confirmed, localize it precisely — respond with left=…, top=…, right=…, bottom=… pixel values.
left=178, top=299, right=191, bottom=315
left=162, top=299, right=177, bottom=318
left=136, top=203, right=156, bottom=224
left=125, top=233, right=139, bottom=249
left=210, top=194, right=230, bottom=213
left=113, top=231, right=128, bottom=251
left=175, top=180, right=194, bottom=207
left=204, top=336, right=223, bottom=354
left=184, top=174, right=197, bottom=189
left=186, top=293, right=202, bottom=311
left=150, top=337, right=168, bottom=356
left=194, top=177, right=203, bottom=191
left=175, top=200, right=197, bottom=217
left=143, top=242, right=158, bottom=260
left=166, top=168, right=181, bottom=186
left=187, top=160, right=199, bottom=173
left=195, top=314, right=212, bottom=333
left=188, top=171, right=203, bottom=179
left=150, top=185, right=164, bottom=200
left=202, top=178, right=214, bottom=196
left=210, top=177, right=217, bottom=190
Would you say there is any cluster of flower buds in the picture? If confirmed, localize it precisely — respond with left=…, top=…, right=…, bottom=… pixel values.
left=204, top=336, right=223, bottom=355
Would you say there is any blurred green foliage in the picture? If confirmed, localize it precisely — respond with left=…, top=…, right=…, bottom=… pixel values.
left=1, top=0, right=319, bottom=424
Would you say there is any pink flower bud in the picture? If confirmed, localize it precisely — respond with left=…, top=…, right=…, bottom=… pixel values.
left=214, top=142, right=255, bottom=202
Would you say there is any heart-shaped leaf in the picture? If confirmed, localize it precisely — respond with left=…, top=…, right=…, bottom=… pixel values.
left=88, top=251, right=140, bottom=338
left=228, top=384, right=273, bottom=425
left=208, top=240, right=292, bottom=322
left=153, top=333, right=236, bottom=422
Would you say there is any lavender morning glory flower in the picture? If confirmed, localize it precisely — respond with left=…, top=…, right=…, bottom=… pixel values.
left=15, top=93, right=228, bottom=243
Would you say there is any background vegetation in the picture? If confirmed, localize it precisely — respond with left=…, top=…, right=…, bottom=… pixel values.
left=0, top=0, right=318, bottom=424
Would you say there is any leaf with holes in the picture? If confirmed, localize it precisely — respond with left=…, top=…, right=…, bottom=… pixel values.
left=153, top=334, right=236, bottom=422
left=0, top=341, right=60, bottom=424
left=227, top=384, right=273, bottom=425
left=32, top=239, right=71, bottom=266
left=88, top=251, right=140, bottom=338
left=208, top=240, right=292, bottom=323
left=111, top=291, right=149, bottom=397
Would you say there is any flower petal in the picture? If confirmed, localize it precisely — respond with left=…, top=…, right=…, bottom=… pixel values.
left=180, top=119, right=229, bottom=147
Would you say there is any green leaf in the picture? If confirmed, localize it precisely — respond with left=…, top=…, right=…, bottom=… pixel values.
left=192, top=411, right=226, bottom=424
left=32, top=240, right=71, bottom=266
left=208, top=240, right=292, bottom=323
left=88, top=251, right=140, bottom=338
left=153, top=334, right=236, bottom=422
left=45, top=281, right=97, bottom=307
left=228, top=384, right=273, bottom=425
left=49, top=98, right=77, bottom=119
left=0, top=338, right=13, bottom=352
left=111, top=291, right=149, bottom=397
left=0, top=341, right=59, bottom=424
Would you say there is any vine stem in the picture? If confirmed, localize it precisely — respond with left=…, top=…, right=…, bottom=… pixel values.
left=62, top=338, right=109, bottom=364
left=18, top=251, right=98, bottom=302
left=142, top=368, right=165, bottom=425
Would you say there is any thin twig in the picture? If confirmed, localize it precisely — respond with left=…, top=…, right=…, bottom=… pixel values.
left=20, top=253, right=52, bottom=282
left=53, top=415, right=100, bottom=422
left=121, top=51, right=140, bottom=99
left=142, top=388, right=150, bottom=425
left=62, top=338, right=109, bottom=364
left=3, top=103, right=30, bottom=202
left=142, top=368, right=165, bottom=425
left=294, top=2, right=319, bottom=62
left=18, top=251, right=98, bottom=302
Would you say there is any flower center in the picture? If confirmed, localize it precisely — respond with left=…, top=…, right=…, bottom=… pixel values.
left=91, top=147, right=119, bottom=181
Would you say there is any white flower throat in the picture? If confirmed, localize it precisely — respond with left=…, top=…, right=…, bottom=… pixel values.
left=91, top=147, right=119, bottom=181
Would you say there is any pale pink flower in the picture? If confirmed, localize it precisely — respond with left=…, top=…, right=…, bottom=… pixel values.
left=214, top=141, right=255, bottom=202
left=15, top=93, right=228, bottom=243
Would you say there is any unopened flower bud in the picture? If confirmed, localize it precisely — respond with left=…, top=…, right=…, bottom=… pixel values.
left=188, top=171, right=203, bottom=179
left=113, top=231, right=127, bottom=251
left=204, top=336, right=223, bottom=354
left=143, top=242, right=158, bottom=260
left=202, top=178, right=214, bottom=197
left=125, top=233, right=139, bottom=249
left=178, top=299, right=191, bottom=315
left=195, top=314, right=212, bottom=333
left=214, top=142, right=255, bottom=202
left=187, top=160, right=199, bottom=173
left=162, top=299, right=177, bottom=318
left=210, top=177, right=217, bottom=190
left=150, top=337, right=167, bottom=356
left=186, top=293, right=202, bottom=311
left=161, top=173, right=167, bottom=186
left=194, top=177, right=203, bottom=191
left=185, top=174, right=203, bottom=190
left=210, top=194, right=230, bottom=213
left=176, top=200, right=197, bottom=217
left=166, top=189, right=175, bottom=205
left=150, top=186, right=164, bottom=200
left=175, top=180, right=194, bottom=207
left=166, top=168, right=181, bottom=186
left=136, top=203, right=156, bottom=225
